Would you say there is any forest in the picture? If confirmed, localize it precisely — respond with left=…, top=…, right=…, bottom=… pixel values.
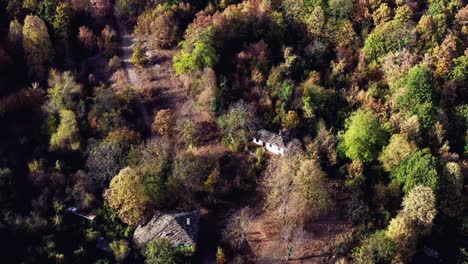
left=0, top=0, right=467, bottom=263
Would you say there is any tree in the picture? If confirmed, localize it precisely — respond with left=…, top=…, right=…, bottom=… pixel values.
left=289, top=158, right=333, bottom=222
left=352, top=230, right=396, bottom=264
left=90, top=0, right=111, bottom=17
left=217, top=101, right=255, bottom=152
left=222, top=207, right=252, bottom=250
left=116, top=0, right=143, bottom=19
left=379, top=134, right=416, bottom=172
left=450, top=55, right=468, bottom=84
left=98, top=25, right=118, bottom=57
left=180, top=119, right=199, bottom=148
left=23, top=15, right=53, bottom=79
left=47, top=70, right=82, bottom=112
left=265, top=156, right=333, bottom=224
left=144, top=238, right=177, bottom=264
left=167, top=151, right=207, bottom=204
left=37, top=0, right=57, bottom=25
left=152, top=109, right=175, bottom=136
left=151, top=9, right=179, bottom=49
left=8, top=19, right=22, bottom=50
left=339, top=110, right=387, bottom=163
left=78, top=26, right=95, bottom=51
left=134, top=139, right=171, bottom=207
left=386, top=214, right=418, bottom=262
left=391, top=149, right=440, bottom=193
left=105, top=167, right=147, bottom=226
left=173, top=27, right=218, bottom=75
left=328, top=0, right=355, bottom=19
left=282, top=110, right=300, bottom=129
left=86, top=138, right=125, bottom=185
left=398, top=65, right=436, bottom=128
left=364, top=20, right=415, bottom=61
left=401, top=185, right=436, bottom=227
left=130, top=40, right=147, bottom=66
left=110, top=240, right=130, bottom=262
left=53, top=3, right=71, bottom=37
left=50, top=109, right=80, bottom=151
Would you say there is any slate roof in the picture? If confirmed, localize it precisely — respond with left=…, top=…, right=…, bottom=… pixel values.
left=254, top=129, right=288, bottom=148
left=133, top=210, right=199, bottom=248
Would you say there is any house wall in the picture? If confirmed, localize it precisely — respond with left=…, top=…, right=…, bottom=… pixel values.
left=252, top=138, right=263, bottom=146
left=265, top=143, right=284, bottom=155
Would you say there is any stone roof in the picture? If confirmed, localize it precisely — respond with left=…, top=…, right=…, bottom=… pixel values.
left=254, top=129, right=288, bottom=148
left=133, top=210, right=199, bottom=248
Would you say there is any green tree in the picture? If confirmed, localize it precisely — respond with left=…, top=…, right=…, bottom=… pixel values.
left=364, top=20, right=415, bottom=61
left=173, top=27, right=218, bottom=75
left=105, top=167, right=147, bottom=226
left=144, top=238, right=176, bottom=264
left=391, top=149, right=440, bottom=193
left=23, top=15, right=53, bottom=79
left=38, top=0, right=58, bottom=25
left=352, top=230, right=396, bottom=264
left=50, top=109, right=80, bottom=151
left=398, top=65, right=437, bottom=129
left=339, top=110, right=387, bottom=163
left=450, top=55, right=468, bottom=84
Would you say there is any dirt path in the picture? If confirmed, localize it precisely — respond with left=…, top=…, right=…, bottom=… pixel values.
left=114, top=12, right=152, bottom=132
left=145, top=49, right=206, bottom=126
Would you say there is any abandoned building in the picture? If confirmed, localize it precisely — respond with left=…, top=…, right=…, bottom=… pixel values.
left=252, top=129, right=300, bottom=155
left=133, top=210, right=200, bottom=249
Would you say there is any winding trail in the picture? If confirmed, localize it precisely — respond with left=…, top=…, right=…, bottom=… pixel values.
left=114, top=12, right=152, bottom=133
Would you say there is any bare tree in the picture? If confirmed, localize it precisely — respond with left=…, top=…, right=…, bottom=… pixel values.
left=222, top=207, right=252, bottom=250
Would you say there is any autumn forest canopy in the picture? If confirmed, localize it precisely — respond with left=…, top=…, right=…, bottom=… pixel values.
left=0, top=0, right=467, bottom=263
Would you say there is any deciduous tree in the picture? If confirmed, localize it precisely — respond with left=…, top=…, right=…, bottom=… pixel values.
left=50, top=109, right=80, bottom=151
left=23, top=15, right=53, bottom=79
left=105, top=167, right=147, bottom=226
left=144, top=238, right=177, bottom=264
left=379, top=134, right=416, bottom=172
left=217, top=101, right=255, bottom=152
left=391, top=149, right=440, bottom=193
left=152, top=109, right=175, bottom=136
left=339, top=109, right=387, bottom=163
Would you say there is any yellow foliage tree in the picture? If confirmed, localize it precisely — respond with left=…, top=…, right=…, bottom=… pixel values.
left=105, top=167, right=147, bottom=226
left=23, top=15, right=53, bottom=79
left=50, top=109, right=80, bottom=151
